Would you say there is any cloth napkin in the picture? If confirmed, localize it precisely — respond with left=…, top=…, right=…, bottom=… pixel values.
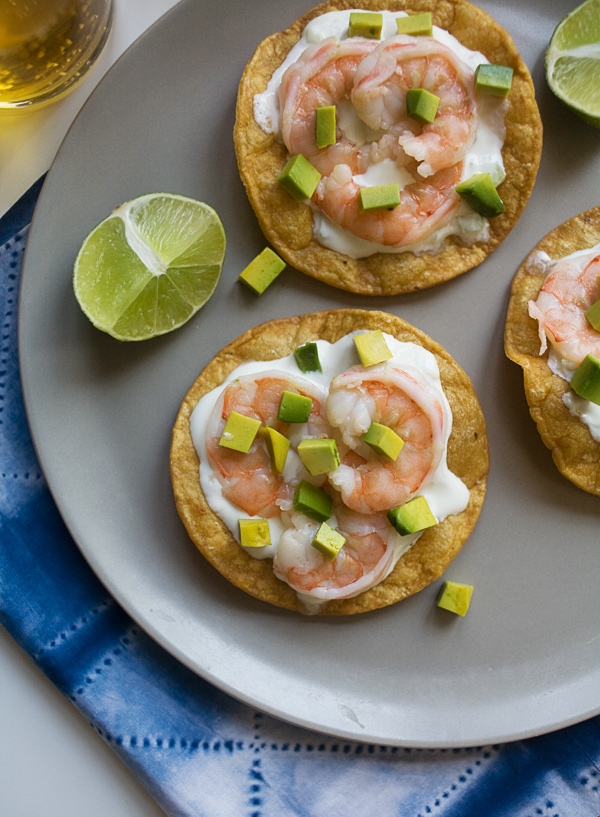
left=1, top=181, right=599, bottom=817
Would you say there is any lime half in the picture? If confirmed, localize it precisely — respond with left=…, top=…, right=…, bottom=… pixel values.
left=546, top=0, right=600, bottom=128
left=73, top=193, right=226, bottom=341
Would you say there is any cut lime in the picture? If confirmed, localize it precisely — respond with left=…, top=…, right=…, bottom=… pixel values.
left=545, top=0, right=600, bottom=128
left=73, top=193, right=226, bottom=341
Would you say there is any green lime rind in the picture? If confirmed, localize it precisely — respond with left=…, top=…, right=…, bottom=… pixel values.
left=73, top=193, right=226, bottom=341
left=545, top=0, right=600, bottom=128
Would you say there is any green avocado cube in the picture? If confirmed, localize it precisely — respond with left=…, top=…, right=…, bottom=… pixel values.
left=239, top=247, right=286, bottom=294
left=219, top=411, right=261, bottom=453
left=262, top=426, right=290, bottom=473
left=311, top=522, right=346, bottom=560
left=358, top=184, right=401, bottom=212
left=436, top=580, right=474, bottom=616
left=278, top=154, right=321, bottom=201
left=316, top=105, right=337, bottom=149
left=570, top=354, right=600, bottom=405
left=293, top=479, right=333, bottom=522
left=406, top=88, right=440, bottom=124
left=277, top=390, right=313, bottom=423
left=354, top=330, right=393, bottom=367
left=585, top=297, right=600, bottom=331
left=349, top=11, right=383, bottom=39
left=396, top=12, right=433, bottom=36
left=297, top=438, right=340, bottom=476
left=387, top=495, right=438, bottom=535
left=474, top=63, right=513, bottom=97
left=456, top=173, right=504, bottom=218
left=294, top=341, right=322, bottom=373
left=239, top=518, right=271, bottom=549
left=362, top=422, right=405, bottom=461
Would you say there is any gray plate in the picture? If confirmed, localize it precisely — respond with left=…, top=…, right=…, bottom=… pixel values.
left=19, top=0, right=600, bottom=747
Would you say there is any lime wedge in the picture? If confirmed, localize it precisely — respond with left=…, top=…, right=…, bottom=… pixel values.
left=73, top=193, right=226, bottom=341
left=545, top=0, right=600, bottom=128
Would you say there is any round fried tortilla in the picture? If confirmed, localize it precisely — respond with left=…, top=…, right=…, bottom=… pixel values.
left=234, top=0, right=542, bottom=296
left=505, top=206, right=600, bottom=497
left=171, top=309, right=489, bottom=615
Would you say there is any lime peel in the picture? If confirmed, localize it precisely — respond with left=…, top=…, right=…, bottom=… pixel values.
left=73, top=193, right=226, bottom=341
left=545, top=0, right=600, bottom=128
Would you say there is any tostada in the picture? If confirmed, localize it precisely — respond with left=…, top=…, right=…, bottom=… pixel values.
left=505, top=206, right=600, bottom=497
left=234, top=0, right=542, bottom=295
left=171, top=309, right=489, bottom=615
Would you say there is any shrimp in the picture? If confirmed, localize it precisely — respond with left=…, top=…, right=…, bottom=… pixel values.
left=278, top=34, right=477, bottom=248
left=351, top=35, right=478, bottom=178
left=279, top=37, right=379, bottom=176
left=205, top=371, right=329, bottom=517
left=272, top=500, right=397, bottom=601
left=314, top=161, right=462, bottom=247
left=528, top=253, right=600, bottom=367
left=325, top=363, right=446, bottom=514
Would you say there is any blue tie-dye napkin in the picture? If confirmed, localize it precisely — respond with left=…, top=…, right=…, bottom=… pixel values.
left=1, top=181, right=599, bottom=817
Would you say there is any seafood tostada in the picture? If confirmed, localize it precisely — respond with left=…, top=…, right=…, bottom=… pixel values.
left=171, top=309, right=489, bottom=615
left=505, top=206, right=600, bottom=496
left=234, top=0, right=542, bottom=295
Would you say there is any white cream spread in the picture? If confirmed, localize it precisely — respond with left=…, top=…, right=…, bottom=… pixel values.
left=253, top=9, right=507, bottom=257
left=190, top=332, right=470, bottom=611
left=527, top=241, right=600, bottom=441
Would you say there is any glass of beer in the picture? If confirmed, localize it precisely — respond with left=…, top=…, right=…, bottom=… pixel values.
left=0, top=0, right=113, bottom=109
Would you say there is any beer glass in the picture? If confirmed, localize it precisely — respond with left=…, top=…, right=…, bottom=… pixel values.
left=0, top=0, right=113, bottom=109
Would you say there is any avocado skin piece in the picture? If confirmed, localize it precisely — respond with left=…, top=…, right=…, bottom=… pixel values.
left=294, top=341, right=322, bottom=373
left=456, top=173, right=504, bottom=218
left=293, top=480, right=333, bottom=522
left=387, top=495, right=437, bottom=535
left=571, top=354, right=600, bottom=405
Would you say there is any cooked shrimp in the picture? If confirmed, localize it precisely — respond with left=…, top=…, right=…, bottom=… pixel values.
left=314, top=161, right=462, bottom=247
left=325, top=363, right=445, bottom=514
left=528, top=253, right=600, bottom=367
left=272, top=502, right=397, bottom=600
left=206, top=371, right=329, bottom=517
left=351, top=35, right=478, bottom=178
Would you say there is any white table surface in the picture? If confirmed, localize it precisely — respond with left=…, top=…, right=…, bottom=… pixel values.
left=0, top=2, right=179, bottom=814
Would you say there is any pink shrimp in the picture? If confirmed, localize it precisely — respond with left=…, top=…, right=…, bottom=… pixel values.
left=351, top=35, right=478, bottom=178
left=206, top=371, right=329, bottom=517
left=528, top=253, right=600, bottom=367
left=314, top=160, right=462, bottom=247
left=273, top=500, right=397, bottom=601
left=325, top=363, right=446, bottom=514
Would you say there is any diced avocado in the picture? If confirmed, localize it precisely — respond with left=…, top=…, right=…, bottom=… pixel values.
left=262, top=426, right=290, bottom=473
left=406, top=88, right=440, bottom=124
left=387, top=495, right=438, bottom=535
left=358, top=184, right=401, bottom=212
left=570, top=353, right=600, bottom=405
left=362, top=421, right=405, bottom=460
left=277, top=390, right=313, bottom=423
left=436, top=580, right=473, bottom=616
left=585, top=297, right=600, bottom=331
left=354, top=330, right=393, bottom=367
left=239, top=247, right=286, bottom=295
left=349, top=11, right=383, bottom=39
left=297, top=438, right=340, bottom=476
left=293, top=479, right=333, bottom=522
left=312, top=522, right=346, bottom=560
left=474, top=63, right=513, bottom=97
left=294, top=341, right=322, bottom=373
left=239, top=518, right=271, bottom=549
left=278, top=154, right=321, bottom=201
left=219, top=411, right=261, bottom=453
left=456, top=173, right=504, bottom=218
left=316, top=105, right=336, bottom=149
left=396, top=12, right=433, bottom=36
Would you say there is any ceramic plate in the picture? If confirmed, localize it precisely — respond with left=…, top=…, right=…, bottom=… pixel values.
left=19, top=0, right=600, bottom=747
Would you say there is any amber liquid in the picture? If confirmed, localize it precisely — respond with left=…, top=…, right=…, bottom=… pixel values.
left=0, top=0, right=112, bottom=108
